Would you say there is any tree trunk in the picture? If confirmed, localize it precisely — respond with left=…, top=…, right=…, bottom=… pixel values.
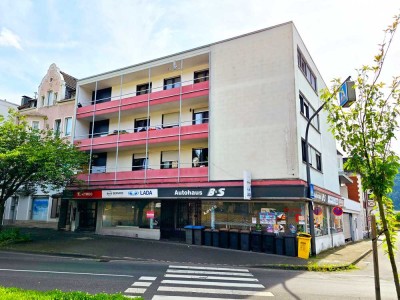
left=0, top=201, right=5, bottom=231
left=377, top=194, right=400, bottom=299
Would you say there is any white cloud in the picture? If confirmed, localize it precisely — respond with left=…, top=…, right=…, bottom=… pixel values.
left=0, top=27, right=22, bottom=50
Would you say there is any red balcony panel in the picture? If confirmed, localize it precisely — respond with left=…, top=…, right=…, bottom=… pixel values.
left=78, top=167, right=208, bottom=186
left=75, top=123, right=208, bottom=151
left=76, top=82, right=209, bottom=119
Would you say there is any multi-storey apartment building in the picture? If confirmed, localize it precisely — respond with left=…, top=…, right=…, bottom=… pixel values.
left=3, top=63, right=77, bottom=228
left=64, top=22, right=344, bottom=253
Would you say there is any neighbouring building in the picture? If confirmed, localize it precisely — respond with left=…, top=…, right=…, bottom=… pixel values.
left=2, top=63, right=77, bottom=228
left=0, top=99, right=18, bottom=117
left=338, top=152, right=368, bottom=242
left=61, top=22, right=344, bottom=254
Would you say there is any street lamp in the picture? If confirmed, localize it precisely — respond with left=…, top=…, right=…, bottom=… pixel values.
left=305, top=76, right=351, bottom=256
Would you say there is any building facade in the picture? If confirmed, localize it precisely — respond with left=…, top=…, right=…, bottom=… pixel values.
left=63, top=22, right=344, bottom=253
left=3, top=63, right=77, bottom=228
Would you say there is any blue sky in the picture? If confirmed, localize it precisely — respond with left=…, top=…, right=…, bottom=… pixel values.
left=0, top=0, right=399, bottom=106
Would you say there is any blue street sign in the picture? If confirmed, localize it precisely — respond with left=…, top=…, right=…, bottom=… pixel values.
left=339, top=81, right=356, bottom=107
left=309, top=184, right=315, bottom=199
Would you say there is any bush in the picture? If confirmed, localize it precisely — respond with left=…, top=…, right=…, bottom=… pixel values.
left=396, top=212, right=400, bottom=222
left=0, top=287, right=140, bottom=299
left=0, top=228, right=30, bottom=246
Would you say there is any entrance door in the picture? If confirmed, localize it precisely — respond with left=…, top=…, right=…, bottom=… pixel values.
left=77, top=201, right=97, bottom=231
left=160, top=200, right=201, bottom=240
left=32, top=198, right=49, bottom=220
left=343, top=213, right=352, bottom=242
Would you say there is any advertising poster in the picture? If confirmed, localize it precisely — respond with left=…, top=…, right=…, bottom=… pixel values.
left=266, top=224, right=274, bottom=233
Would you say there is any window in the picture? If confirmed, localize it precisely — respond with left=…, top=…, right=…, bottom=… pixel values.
left=161, top=150, right=179, bottom=169
left=64, top=117, right=72, bottom=136
left=194, top=70, right=209, bottom=83
left=89, top=119, right=109, bottom=137
left=136, top=82, right=152, bottom=96
left=313, top=204, right=328, bottom=236
left=330, top=209, right=343, bottom=233
left=50, top=197, right=61, bottom=218
left=32, top=121, right=39, bottom=130
left=132, top=154, right=148, bottom=171
left=54, top=119, right=61, bottom=136
left=54, top=92, right=58, bottom=102
left=91, top=152, right=107, bottom=173
left=162, top=112, right=179, bottom=128
left=301, top=139, right=322, bottom=172
left=192, top=148, right=208, bottom=167
left=193, top=109, right=209, bottom=125
left=92, top=87, right=112, bottom=104
left=299, top=94, right=319, bottom=130
left=164, top=76, right=181, bottom=90
left=135, top=118, right=149, bottom=132
left=41, top=96, right=45, bottom=107
left=46, top=91, right=54, bottom=106
left=297, top=49, right=317, bottom=91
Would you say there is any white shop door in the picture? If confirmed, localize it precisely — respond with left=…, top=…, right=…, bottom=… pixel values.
left=343, top=213, right=352, bottom=241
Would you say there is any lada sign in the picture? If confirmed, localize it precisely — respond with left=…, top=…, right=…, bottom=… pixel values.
left=102, top=189, right=158, bottom=198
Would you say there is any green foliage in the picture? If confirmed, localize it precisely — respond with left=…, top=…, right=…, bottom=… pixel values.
left=396, top=212, right=400, bottom=222
left=0, top=286, right=139, bottom=300
left=376, top=196, right=398, bottom=253
left=0, top=111, right=88, bottom=225
left=389, top=170, right=400, bottom=210
left=0, top=228, right=30, bottom=246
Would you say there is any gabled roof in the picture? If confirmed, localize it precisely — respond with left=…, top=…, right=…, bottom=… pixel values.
left=60, top=71, right=77, bottom=90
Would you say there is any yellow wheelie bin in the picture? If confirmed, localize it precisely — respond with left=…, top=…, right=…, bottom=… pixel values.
left=297, top=232, right=312, bottom=259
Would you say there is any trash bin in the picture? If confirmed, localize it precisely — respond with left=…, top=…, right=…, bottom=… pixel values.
left=262, top=232, right=275, bottom=254
left=212, top=229, right=219, bottom=247
left=184, top=225, right=194, bottom=244
left=251, top=231, right=262, bottom=252
left=284, top=234, right=297, bottom=257
left=229, top=229, right=240, bottom=250
left=193, top=225, right=205, bottom=245
left=297, top=232, right=312, bottom=259
left=204, top=229, right=212, bottom=246
left=275, top=235, right=285, bottom=255
left=240, top=230, right=250, bottom=251
left=219, top=228, right=229, bottom=248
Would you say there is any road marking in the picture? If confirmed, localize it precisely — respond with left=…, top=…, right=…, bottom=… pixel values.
left=132, top=281, right=152, bottom=287
left=0, top=268, right=134, bottom=278
left=168, top=265, right=249, bottom=272
left=164, top=274, right=258, bottom=281
left=161, top=279, right=264, bottom=288
left=167, top=269, right=254, bottom=276
left=124, top=288, right=146, bottom=294
left=139, top=276, right=157, bottom=281
left=158, top=286, right=274, bottom=296
left=152, top=296, right=238, bottom=300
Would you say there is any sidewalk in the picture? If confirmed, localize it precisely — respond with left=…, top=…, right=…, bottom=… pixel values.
left=1, top=227, right=372, bottom=270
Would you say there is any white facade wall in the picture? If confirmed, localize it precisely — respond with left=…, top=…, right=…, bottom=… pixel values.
left=210, top=24, right=298, bottom=180
left=0, top=99, right=18, bottom=117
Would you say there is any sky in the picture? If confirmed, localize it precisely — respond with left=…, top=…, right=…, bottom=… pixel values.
left=0, top=0, right=399, bottom=151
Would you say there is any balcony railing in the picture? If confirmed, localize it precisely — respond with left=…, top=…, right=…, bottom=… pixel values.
left=76, top=79, right=209, bottom=119
left=77, top=164, right=209, bottom=186
left=75, top=122, right=208, bottom=151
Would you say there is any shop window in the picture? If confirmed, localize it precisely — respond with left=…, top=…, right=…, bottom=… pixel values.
left=136, top=82, right=152, bottom=96
left=161, top=150, right=179, bottom=169
left=132, top=154, right=148, bottom=171
left=313, top=204, right=328, bottom=236
left=194, top=69, right=209, bottom=83
left=192, top=109, right=209, bottom=125
left=135, top=118, right=149, bottom=132
left=164, top=76, right=181, bottom=90
left=102, top=200, right=160, bottom=229
left=330, top=208, right=343, bottom=233
left=92, top=87, right=112, bottom=104
left=162, top=112, right=179, bottom=128
left=192, top=148, right=208, bottom=167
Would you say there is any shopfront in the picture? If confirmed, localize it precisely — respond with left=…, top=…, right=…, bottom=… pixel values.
left=62, top=184, right=344, bottom=254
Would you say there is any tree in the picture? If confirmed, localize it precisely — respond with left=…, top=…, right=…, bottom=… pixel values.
left=0, top=111, right=88, bottom=228
left=323, top=14, right=400, bottom=298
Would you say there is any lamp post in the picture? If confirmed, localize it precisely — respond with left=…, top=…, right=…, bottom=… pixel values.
left=305, top=76, right=351, bottom=256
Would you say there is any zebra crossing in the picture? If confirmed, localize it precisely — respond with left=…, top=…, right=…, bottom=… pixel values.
left=153, top=265, right=274, bottom=299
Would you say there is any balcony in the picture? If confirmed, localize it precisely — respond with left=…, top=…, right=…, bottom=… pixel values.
left=77, top=166, right=209, bottom=186
left=77, top=81, right=209, bottom=119
left=75, top=123, right=208, bottom=151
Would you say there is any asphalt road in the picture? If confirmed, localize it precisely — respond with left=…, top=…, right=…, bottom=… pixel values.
left=0, top=249, right=397, bottom=299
